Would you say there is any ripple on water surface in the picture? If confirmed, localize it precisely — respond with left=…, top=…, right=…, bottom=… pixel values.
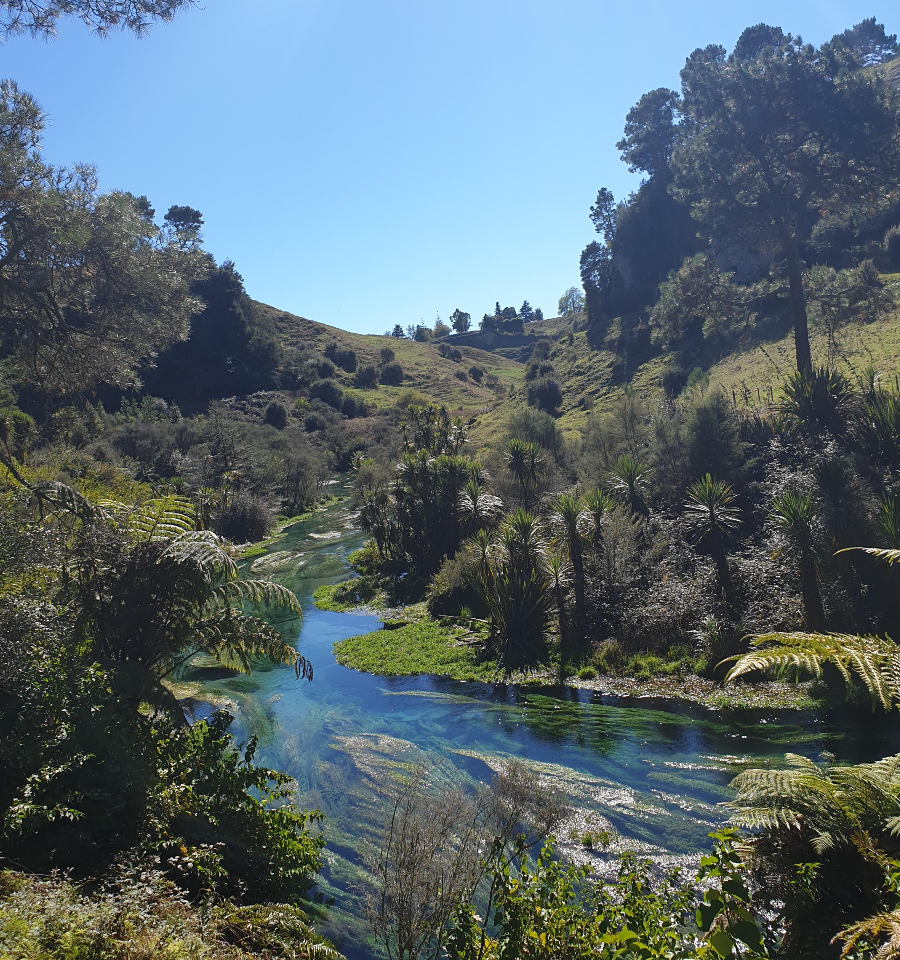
left=190, top=489, right=900, bottom=960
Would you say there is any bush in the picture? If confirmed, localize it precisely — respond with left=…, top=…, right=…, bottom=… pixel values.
left=468, top=365, right=484, bottom=383
left=380, top=346, right=395, bottom=364
left=308, top=378, right=344, bottom=409
left=686, top=390, right=746, bottom=485
left=216, top=490, right=272, bottom=543
left=437, top=343, right=462, bottom=362
left=454, top=369, right=467, bottom=381
left=526, top=376, right=563, bottom=416
left=661, top=366, right=687, bottom=397
left=355, top=364, right=378, bottom=389
left=341, top=396, right=367, bottom=418
left=262, top=401, right=288, bottom=429
left=324, top=341, right=357, bottom=373
left=884, top=225, right=900, bottom=270
left=316, top=359, right=335, bottom=379
left=507, top=407, right=565, bottom=461
left=304, top=412, right=326, bottom=432
left=380, top=362, right=404, bottom=386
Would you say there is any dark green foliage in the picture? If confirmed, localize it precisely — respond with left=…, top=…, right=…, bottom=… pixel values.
left=380, top=361, right=404, bottom=386
left=316, top=358, right=336, bottom=379
left=355, top=363, right=379, bottom=388
left=304, top=412, right=326, bottom=432
left=450, top=308, right=471, bottom=333
left=672, top=28, right=900, bottom=371
left=686, top=391, right=747, bottom=485
left=262, top=401, right=288, bottom=429
left=379, top=346, right=395, bottom=363
left=507, top=408, right=565, bottom=463
left=341, top=395, right=367, bottom=418
left=148, top=261, right=281, bottom=407
left=0, top=0, right=195, bottom=39
left=780, top=366, right=854, bottom=438
left=324, top=341, right=357, bottom=373
left=309, top=378, right=343, bottom=409
left=437, top=342, right=462, bottom=362
left=467, top=365, right=484, bottom=383
left=526, top=377, right=563, bottom=416
left=215, top=489, right=272, bottom=543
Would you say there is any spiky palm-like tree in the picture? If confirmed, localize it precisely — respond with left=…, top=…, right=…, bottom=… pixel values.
left=505, top=438, right=543, bottom=511
left=546, top=551, right=573, bottom=682
left=607, top=454, right=651, bottom=516
left=466, top=510, right=552, bottom=673
left=683, top=474, right=741, bottom=610
left=780, top=365, right=854, bottom=438
left=457, top=475, right=503, bottom=534
left=583, top=488, right=614, bottom=552
left=773, top=489, right=825, bottom=631
left=549, top=493, right=592, bottom=650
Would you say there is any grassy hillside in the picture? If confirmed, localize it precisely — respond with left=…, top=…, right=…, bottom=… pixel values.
left=252, top=284, right=900, bottom=456
left=253, top=301, right=525, bottom=420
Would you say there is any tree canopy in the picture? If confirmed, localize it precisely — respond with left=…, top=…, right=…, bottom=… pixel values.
left=0, top=0, right=193, bottom=40
left=0, top=81, right=204, bottom=394
left=672, top=28, right=900, bottom=371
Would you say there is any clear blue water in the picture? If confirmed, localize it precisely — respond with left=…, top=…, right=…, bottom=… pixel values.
left=188, top=489, right=900, bottom=959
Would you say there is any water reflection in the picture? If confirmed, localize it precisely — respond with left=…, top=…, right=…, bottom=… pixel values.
left=192, top=488, right=900, bottom=960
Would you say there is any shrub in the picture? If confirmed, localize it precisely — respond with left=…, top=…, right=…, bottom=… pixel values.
left=316, top=359, right=335, bottom=379
left=661, top=366, right=687, bottom=397
left=437, top=342, right=462, bottom=362
left=884, top=225, right=900, bottom=270
left=577, top=665, right=597, bottom=680
left=380, top=362, right=404, bottom=386
left=525, top=360, right=555, bottom=382
left=304, top=412, right=326, bottom=432
left=526, top=376, right=563, bottom=416
left=507, top=407, right=565, bottom=462
left=380, top=346, right=395, bottom=363
left=216, top=490, right=272, bottom=543
left=308, top=378, right=343, bottom=409
left=454, top=369, right=467, bottom=381
left=468, top=365, right=484, bottom=383
left=341, top=396, right=367, bottom=419
left=686, top=390, right=746, bottom=485
left=262, top=401, right=288, bottom=429
left=355, top=364, right=378, bottom=389
left=324, top=341, right=357, bottom=373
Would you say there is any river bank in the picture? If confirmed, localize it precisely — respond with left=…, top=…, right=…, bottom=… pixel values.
left=315, top=582, right=822, bottom=711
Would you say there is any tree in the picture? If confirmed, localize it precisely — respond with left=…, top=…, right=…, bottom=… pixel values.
left=616, top=88, right=681, bottom=180
left=450, top=308, right=471, bottom=334
left=683, top=474, right=741, bottom=611
left=391, top=324, right=405, bottom=338
left=772, top=490, right=825, bottom=631
left=557, top=286, right=584, bottom=317
left=519, top=300, right=534, bottom=322
left=672, top=29, right=900, bottom=372
left=0, top=0, right=194, bottom=40
left=550, top=493, right=592, bottom=659
left=829, top=17, right=898, bottom=66
left=589, top=186, right=618, bottom=241
left=163, top=203, right=203, bottom=241
left=533, top=307, right=544, bottom=322
left=505, top=439, right=543, bottom=511
left=0, top=81, right=204, bottom=394
left=607, top=454, right=650, bottom=516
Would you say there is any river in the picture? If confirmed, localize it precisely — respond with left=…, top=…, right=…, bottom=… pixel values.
left=186, top=486, right=900, bottom=959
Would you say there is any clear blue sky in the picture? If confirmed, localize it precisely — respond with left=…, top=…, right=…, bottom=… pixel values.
left=2, top=1, right=894, bottom=334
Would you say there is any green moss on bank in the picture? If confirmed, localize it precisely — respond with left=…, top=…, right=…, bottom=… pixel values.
left=334, top=620, right=499, bottom=681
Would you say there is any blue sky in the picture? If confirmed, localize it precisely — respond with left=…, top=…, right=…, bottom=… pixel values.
left=3, top=1, right=894, bottom=334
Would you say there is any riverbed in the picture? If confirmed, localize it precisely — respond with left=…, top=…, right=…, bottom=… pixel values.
left=187, top=489, right=900, bottom=959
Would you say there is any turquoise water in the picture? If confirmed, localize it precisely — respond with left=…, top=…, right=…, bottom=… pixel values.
left=189, top=490, right=900, bottom=959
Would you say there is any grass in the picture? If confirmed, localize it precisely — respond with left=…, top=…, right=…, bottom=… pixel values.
left=334, top=619, right=499, bottom=681
left=254, top=300, right=526, bottom=422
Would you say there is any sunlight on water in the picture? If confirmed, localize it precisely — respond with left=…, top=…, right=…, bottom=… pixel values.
left=191, top=487, right=900, bottom=959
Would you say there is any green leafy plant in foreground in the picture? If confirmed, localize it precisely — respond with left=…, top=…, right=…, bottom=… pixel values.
left=445, top=829, right=769, bottom=960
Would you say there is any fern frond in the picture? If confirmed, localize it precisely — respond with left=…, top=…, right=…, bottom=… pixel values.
left=836, top=909, right=900, bottom=960
left=193, top=614, right=312, bottom=680
left=726, top=631, right=899, bottom=709
left=209, top=579, right=301, bottom=615
left=162, top=531, right=238, bottom=581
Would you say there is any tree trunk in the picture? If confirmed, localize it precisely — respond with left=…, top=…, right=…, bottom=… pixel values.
left=784, top=236, right=812, bottom=373
left=572, top=550, right=585, bottom=650
left=556, top=584, right=569, bottom=684
left=800, top=551, right=826, bottom=632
